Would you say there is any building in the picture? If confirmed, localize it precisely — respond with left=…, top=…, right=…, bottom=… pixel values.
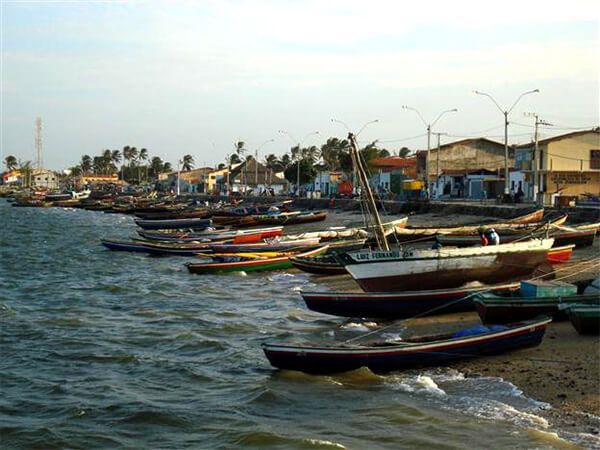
left=417, top=138, right=512, bottom=198
left=312, top=169, right=344, bottom=196
left=214, top=158, right=288, bottom=195
left=369, top=156, right=417, bottom=195
left=515, top=128, right=600, bottom=205
left=31, top=169, right=59, bottom=189
left=158, top=167, right=214, bottom=193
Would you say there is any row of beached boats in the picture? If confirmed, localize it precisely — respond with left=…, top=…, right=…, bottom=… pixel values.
left=257, top=134, right=600, bottom=374
left=94, top=132, right=600, bottom=375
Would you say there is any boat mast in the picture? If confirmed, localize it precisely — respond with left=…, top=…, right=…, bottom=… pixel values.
left=348, top=132, right=389, bottom=251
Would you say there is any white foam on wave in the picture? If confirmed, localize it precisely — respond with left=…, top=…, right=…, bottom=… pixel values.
left=303, top=438, right=347, bottom=449
left=392, top=375, right=447, bottom=397
left=387, top=369, right=552, bottom=434
left=339, top=321, right=379, bottom=332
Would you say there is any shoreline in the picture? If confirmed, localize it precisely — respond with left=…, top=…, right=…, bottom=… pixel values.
left=402, top=313, right=600, bottom=438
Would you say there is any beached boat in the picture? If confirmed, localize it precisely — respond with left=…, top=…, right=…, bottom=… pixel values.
left=546, top=244, right=575, bottom=263
left=394, top=211, right=562, bottom=241
left=208, top=237, right=322, bottom=253
left=474, top=292, right=600, bottom=324
left=134, top=217, right=213, bottom=230
left=261, top=317, right=551, bottom=374
left=300, top=283, right=519, bottom=319
left=101, top=239, right=215, bottom=255
left=436, top=223, right=594, bottom=248
left=212, top=211, right=328, bottom=228
left=137, top=226, right=283, bottom=242
left=186, top=246, right=329, bottom=274
left=341, top=238, right=554, bottom=292
left=564, top=304, right=600, bottom=335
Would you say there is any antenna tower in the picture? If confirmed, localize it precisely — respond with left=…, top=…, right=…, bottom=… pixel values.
left=35, top=117, right=43, bottom=169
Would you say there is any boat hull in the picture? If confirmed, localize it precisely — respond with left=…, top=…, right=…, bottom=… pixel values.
left=566, top=306, right=600, bottom=335
left=474, top=294, right=600, bottom=324
left=347, top=248, right=551, bottom=292
left=301, top=283, right=519, bottom=319
left=262, top=319, right=550, bottom=374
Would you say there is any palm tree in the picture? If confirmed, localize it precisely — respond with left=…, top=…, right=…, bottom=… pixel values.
left=320, top=137, right=350, bottom=171
left=80, top=155, right=92, bottom=174
left=102, top=149, right=114, bottom=174
left=235, top=141, right=246, bottom=192
left=301, top=145, right=320, bottom=163
left=229, top=154, right=241, bottom=165
left=149, top=156, right=164, bottom=180
left=138, top=148, right=148, bottom=183
left=4, top=155, right=18, bottom=171
left=163, top=161, right=172, bottom=172
left=398, top=147, right=411, bottom=157
left=122, top=146, right=131, bottom=181
left=181, top=154, right=194, bottom=172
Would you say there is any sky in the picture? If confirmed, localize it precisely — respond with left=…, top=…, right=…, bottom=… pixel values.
left=1, top=0, right=599, bottom=170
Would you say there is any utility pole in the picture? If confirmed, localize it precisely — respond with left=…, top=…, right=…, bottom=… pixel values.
left=525, top=112, right=552, bottom=205
left=402, top=106, right=457, bottom=198
left=432, top=132, right=447, bottom=199
left=475, top=89, right=539, bottom=197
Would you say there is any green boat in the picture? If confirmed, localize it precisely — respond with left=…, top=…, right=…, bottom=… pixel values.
left=474, top=292, right=600, bottom=324
left=564, top=304, right=600, bottom=335
left=185, top=245, right=329, bottom=274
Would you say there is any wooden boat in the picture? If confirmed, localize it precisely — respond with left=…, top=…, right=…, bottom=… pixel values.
left=137, top=226, right=283, bottom=242
left=300, top=283, right=519, bottom=319
left=186, top=246, right=329, bottom=274
left=101, top=239, right=215, bottom=255
left=395, top=211, right=563, bottom=241
left=207, top=237, right=322, bottom=253
left=284, top=217, right=408, bottom=241
left=574, top=222, right=600, bottom=235
left=436, top=223, right=594, bottom=248
left=134, top=217, right=213, bottom=230
left=564, top=304, right=600, bottom=335
left=262, top=318, right=551, bottom=374
left=546, top=244, right=575, bottom=263
left=290, top=243, right=574, bottom=276
left=290, top=253, right=348, bottom=275
left=341, top=238, right=554, bottom=292
left=134, top=209, right=210, bottom=220
left=212, top=211, right=328, bottom=228
left=474, top=292, right=600, bottom=324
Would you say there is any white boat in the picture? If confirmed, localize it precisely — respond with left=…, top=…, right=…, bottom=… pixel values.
left=342, top=238, right=555, bottom=292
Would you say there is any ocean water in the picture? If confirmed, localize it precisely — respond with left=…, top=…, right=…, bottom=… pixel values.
left=0, top=199, right=589, bottom=449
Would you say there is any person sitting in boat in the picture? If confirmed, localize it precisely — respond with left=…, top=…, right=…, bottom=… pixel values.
left=478, top=226, right=500, bottom=246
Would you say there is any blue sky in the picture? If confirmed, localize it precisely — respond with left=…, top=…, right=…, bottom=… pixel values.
left=1, top=0, right=598, bottom=169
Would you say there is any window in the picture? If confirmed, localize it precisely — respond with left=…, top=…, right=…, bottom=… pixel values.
left=591, top=150, right=600, bottom=170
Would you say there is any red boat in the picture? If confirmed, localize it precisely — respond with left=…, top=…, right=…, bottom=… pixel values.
left=546, top=244, right=575, bottom=264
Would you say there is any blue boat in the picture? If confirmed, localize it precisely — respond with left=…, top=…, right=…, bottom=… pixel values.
left=262, top=318, right=551, bottom=374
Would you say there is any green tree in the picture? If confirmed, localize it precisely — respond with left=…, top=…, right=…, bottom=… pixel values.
left=284, top=159, right=317, bottom=185
left=80, top=155, right=92, bottom=173
left=149, top=156, right=164, bottom=179
left=228, top=153, right=241, bottom=165
left=398, top=147, right=411, bottom=157
left=181, top=154, right=194, bottom=171
left=138, top=148, right=148, bottom=182
left=4, top=155, right=17, bottom=171
left=163, top=162, right=172, bottom=172
left=69, top=166, right=82, bottom=177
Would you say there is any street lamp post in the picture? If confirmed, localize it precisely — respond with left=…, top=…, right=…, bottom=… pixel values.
left=474, top=89, right=539, bottom=196
left=402, top=106, right=457, bottom=198
left=278, top=130, right=319, bottom=197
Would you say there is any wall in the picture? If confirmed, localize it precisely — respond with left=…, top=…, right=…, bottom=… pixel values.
left=428, top=140, right=513, bottom=178
left=544, top=132, right=600, bottom=171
